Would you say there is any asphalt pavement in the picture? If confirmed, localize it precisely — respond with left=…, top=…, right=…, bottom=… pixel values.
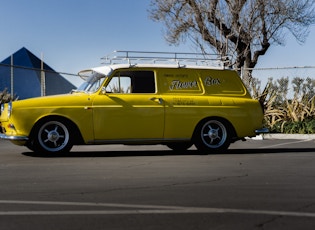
left=0, top=138, right=315, bottom=230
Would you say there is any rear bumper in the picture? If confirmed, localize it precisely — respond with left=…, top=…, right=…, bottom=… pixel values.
left=255, top=128, right=269, bottom=134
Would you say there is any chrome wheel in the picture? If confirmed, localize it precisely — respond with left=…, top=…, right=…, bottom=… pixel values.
left=36, top=120, right=72, bottom=153
left=195, top=119, right=231, bottom=153
left=201, top=120, right=227, bottom=148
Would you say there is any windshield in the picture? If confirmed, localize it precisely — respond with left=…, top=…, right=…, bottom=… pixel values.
left=76, top=71, right=107, bottom=92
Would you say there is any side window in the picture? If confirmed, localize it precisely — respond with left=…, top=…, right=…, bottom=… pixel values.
left=106, top=76, right=131, bottom=93
left=106, top=71, right=155, bottom=93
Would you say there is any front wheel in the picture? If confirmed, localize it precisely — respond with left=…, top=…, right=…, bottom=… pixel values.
left=194, top=119, right=231, bottom=154
left=31, top=120, right=73, bottom=154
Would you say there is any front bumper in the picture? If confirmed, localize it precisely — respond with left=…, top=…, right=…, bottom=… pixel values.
left=0, top=133, right=29, bottom=141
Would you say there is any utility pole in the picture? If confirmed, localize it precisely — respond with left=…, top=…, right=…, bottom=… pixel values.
left=10, top=55, right=13, bottom=95
left=40, top=53, right=45, bottom=96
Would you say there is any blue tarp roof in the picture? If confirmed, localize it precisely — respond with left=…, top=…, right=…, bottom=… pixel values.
left=0, top=47, right=75, bottom=99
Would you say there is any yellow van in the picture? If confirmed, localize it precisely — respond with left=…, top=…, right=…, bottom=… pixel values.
left=0, top=51, right=267, bottom=154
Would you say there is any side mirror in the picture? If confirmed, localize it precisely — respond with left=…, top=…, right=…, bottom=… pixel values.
left=101, top=87, right=107, bottom=95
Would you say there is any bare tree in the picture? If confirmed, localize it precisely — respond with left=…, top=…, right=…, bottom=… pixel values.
left=149, top=0, right=315, bottom=85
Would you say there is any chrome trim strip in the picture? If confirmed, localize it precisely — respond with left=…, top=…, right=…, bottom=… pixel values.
left=0, top=133, right=29, bottom=141
left=87, top=138, right=190, bottom=145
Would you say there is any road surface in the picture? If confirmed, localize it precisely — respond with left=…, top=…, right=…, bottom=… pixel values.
left=0, top=139, right=315, bottom=229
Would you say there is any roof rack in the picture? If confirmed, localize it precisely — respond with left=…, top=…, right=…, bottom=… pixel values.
left=101, top=50, right=230, bottom=68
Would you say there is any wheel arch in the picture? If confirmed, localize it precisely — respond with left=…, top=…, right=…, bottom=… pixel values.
left=28, top=115, right=84, bottom=145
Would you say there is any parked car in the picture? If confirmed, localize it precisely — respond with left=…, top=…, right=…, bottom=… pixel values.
left=0, top=51, right=267, bottom=154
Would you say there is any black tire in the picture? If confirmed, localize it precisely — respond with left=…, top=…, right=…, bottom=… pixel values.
left=194, top=118, right=231, bottom=154
left=166, top=142, right=192, bottom=152
left=32, top=119, right=73, bottom=154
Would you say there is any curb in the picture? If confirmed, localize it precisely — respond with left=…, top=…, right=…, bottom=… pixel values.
left=251, top=134, right=315, bottom=140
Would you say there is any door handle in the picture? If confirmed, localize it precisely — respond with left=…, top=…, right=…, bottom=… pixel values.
left=150, top=97, right=163, bottom=104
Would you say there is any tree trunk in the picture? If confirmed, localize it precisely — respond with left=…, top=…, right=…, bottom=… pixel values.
left=241, top=64, right=253, bottom=89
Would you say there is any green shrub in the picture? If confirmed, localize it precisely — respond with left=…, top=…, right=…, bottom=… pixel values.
left=251, top=77, right=315, bottom=134
left=0, top=88, right=16, bottom=103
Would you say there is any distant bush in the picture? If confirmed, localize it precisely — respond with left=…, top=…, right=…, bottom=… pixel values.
left=251, top=77, right=315, bottom=134
left=0, top=88, right=16, bottom=103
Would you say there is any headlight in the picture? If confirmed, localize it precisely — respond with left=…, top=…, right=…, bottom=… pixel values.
left=0, top=104, right=4, bottom=115
left=7, top=102, right=12, bottom=118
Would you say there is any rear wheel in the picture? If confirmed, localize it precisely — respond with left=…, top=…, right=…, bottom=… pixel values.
left=194, top=119, right=231, bottom=154
left=32, top=120, right=73, bottom=154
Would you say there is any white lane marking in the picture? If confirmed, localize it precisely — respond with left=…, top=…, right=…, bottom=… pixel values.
left=258, top=139, right=313, bottom=149
left=0, top=200, right=180, bottom=210
left=0, top=200, right=315, bottom=217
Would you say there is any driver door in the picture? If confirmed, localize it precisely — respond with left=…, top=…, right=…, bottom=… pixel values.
left=92, top=70, right=164, bottom=141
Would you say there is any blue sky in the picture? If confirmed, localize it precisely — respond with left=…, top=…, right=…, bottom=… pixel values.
left=1, top=0, right=315, bottom=78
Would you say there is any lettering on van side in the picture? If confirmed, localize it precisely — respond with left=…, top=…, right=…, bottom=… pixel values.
left=204, top=77, right=221, bottom=86
left=169, top=80, right=198, bottom=90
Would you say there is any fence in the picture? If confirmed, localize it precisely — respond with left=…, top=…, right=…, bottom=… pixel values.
left=0, top=63, right=83, bottom=100
left=1, top=63, right=315, bottom=100
left=242, top=66, right=315, bottom=99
